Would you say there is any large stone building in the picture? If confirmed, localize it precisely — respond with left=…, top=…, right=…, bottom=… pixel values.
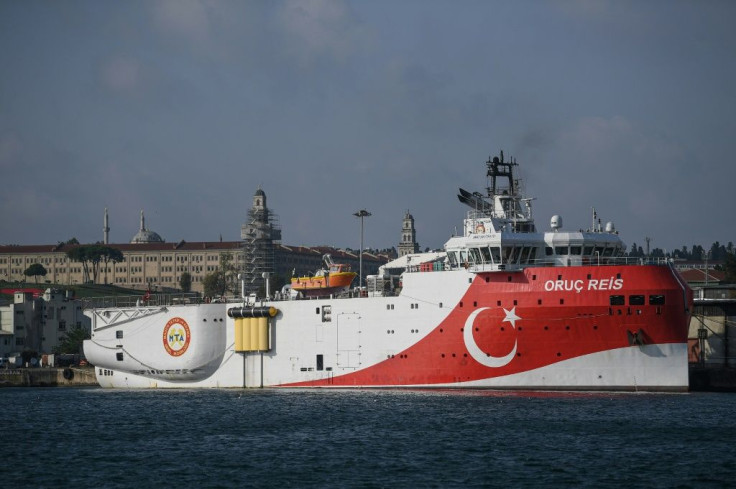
left=0, top=189, right=394, bottom=294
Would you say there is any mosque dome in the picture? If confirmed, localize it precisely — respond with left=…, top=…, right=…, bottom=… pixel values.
left=130, top=210, right=164, bottom=244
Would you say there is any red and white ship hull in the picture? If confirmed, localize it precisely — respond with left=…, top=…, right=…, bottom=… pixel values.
left=84, top=264, right=691, bottom=391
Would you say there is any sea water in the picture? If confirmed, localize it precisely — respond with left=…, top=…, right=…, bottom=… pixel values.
left=2, top=388, right=735, bottom=488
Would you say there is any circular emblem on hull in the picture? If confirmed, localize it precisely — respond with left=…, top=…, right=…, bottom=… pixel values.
left=463, top=307, right=518, bottom=368
left=163, top=317, right=191, bottom=357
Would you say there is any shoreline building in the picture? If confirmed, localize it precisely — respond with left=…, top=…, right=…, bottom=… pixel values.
left=241, top=188, right=281, bottom=295
left=0, top=288, right=90, bottom=358
left=0, top=189, right=392, bottom=294
left=398, top=210, right=420, bottom=257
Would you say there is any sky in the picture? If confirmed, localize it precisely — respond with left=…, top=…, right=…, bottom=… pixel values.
left=1, top=0, right=735, bottom=255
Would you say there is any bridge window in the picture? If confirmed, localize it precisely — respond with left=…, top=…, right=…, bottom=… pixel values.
left=490, top=247, right=501, bottom=264
left=469, top=248, right=483, bottom=265
left=504, top=247, right=518, bottom=264
left=555, top=246, right=567, bottom=255
left=629, top=295, right=645, bottom=306
left=570, top=246, right=582, bottom=255
left=545, top=247, right=553, bottom=256
left=480, top=247, right=492, bottom=263
left=447, top=252, right=458, bottom=268
left=584, top=246, right=594, bottom=255
left=609, top=295, right=625, bottom=306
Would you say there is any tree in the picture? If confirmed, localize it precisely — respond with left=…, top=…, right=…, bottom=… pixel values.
left=53, top=326, right=90, bottom=355
left=67, top=245, right=124, bottom=283
left=203, top=272, right=224, bottom=298
left=24, top=263, right=47, bottom=284
left=202, top=252, right=237, bottom=297
left=180, top=272, right=192, bottom=293
left=724, top=253, right=736, bottom=284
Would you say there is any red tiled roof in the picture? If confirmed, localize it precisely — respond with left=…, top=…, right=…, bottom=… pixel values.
left=678, top=268, right=726, bottom=282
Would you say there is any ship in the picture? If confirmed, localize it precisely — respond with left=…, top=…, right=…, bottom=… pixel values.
left=290, top=254, right=357, bottom=297
left=83, top=151, right=692, bottom=391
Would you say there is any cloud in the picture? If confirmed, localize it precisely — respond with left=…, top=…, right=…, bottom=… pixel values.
left=152, top=0, right=211, bottom=43
left=277, top=0, right=362, bottom=65
left=101, top=56, right=141, bottom=92
left=0, top=132, right=23, bottom=170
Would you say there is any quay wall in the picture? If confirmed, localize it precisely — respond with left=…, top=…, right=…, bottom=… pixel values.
left=0, top=367, right=97, bottom=387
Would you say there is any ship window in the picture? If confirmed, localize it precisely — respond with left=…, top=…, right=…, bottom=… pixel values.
left=520, top=247, right=532, bottom=263
left=116, top=352, right=124, bottom=361
left=316, top=308, right=320, bottom=315
left=480, top=247, right=492, bottom=263
left=649, top=295, right=665, bottom=305
left=504, top=247, right=518, bottom=264
left=518, top=246, right=528, bottom=263
left=629, top=295, right=645, bottom=305
left=610, top=295, right=625, bottom=306
left=602, top=247, right=614, bottom=257
left=545, top=247, right=553, bottom=256
left=584, top=246, right=594, bottom=255
left=469, top=248, right=483, bottom=264
left=116, top=330, right=123, bottom=339
left=316, top=354, right=324, bottom=371
left=555, top=246, right=567, bottom=255
left=459, top=250, right=468, bottom=265
left=447, top=252, right=458, bottom=268
left=570, top=246, right=582, bottom=255
left=490, top=247, right=501, bottom=264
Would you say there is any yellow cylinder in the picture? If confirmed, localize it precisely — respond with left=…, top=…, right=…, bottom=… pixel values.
left=268, top=307, right=278, bottom=317
left=234, top=318, right=244, bottom=352
left=257, top=317, right=269, bottom=351
left=249, top=317, right=259, bottom=352
left=241, top=318, right=251, bottom=351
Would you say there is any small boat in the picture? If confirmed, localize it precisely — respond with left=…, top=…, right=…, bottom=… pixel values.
left=290, top=254, right=356, bottom=296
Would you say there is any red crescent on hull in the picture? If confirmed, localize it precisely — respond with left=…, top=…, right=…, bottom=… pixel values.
left=280, top=265, right=690, bottom=387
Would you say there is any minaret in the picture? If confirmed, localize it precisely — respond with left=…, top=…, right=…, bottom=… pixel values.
left=140, top=209, right=145, bottom=232
left=103, top=207, right=110, bottom=244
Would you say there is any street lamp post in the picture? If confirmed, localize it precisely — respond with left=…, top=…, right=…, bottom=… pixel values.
left=353, top=209, right=371, bottom=294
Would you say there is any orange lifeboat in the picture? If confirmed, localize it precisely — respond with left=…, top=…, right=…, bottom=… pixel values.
left=291, top=254, right=356, bottom=297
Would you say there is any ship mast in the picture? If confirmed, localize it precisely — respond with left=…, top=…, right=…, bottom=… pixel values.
left=486, top=150, right=518, bottom=198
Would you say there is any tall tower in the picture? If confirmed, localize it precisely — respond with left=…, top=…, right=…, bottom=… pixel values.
left=398, top=210, right=420, bottom=257
left=103, top=207, right=110, bottom=244
left=241, top=187, right=281, bottom=295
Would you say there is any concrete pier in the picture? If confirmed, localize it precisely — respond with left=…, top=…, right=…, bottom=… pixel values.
left=0, top=367, right=97, bottom=387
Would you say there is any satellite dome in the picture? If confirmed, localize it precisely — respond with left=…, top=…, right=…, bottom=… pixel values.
left=550, top=215, right=563, bottom=231
left=605, top=221, right=616, bottom=233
